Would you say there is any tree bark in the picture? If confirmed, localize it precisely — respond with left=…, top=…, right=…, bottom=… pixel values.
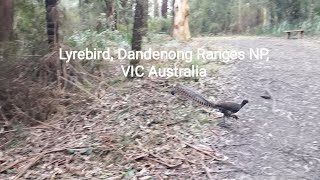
left=142, top=0, right=149, bottom=36
left=105, top=0, right=117, bottom=31
left=172, top=0, right=191, bottom=41
left=45, top=0, right=59, bottom=48
left=0, top=0, right=14, bottom=41
left=309, top=0, right=315, bottom=22
left=238, top=0, right=242, bottom=33
left=131, top=0, right=148, bottom=52
left=161, top=0, right=168, bottom=18
left=154, top=0, right=159, bottom=17
left=130, top=0, right=148, bottom=75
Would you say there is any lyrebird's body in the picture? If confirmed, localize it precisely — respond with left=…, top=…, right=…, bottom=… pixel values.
left=171, top=85, right=248, bottom=119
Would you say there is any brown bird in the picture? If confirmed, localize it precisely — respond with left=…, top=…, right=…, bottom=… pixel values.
left=171, top=85, right=248, bottom=119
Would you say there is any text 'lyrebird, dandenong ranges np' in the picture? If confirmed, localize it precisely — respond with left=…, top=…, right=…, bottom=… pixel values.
left=59, top=47, right=270, bottom=77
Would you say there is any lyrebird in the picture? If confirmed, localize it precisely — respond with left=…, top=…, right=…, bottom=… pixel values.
left=171, top=85, right=248, bottom=119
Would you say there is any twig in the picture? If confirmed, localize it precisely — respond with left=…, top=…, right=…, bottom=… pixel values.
left=217, top=143, right=250, bottom=148
left=13, top=153, right=45, bottom=180
left=173, top=156, right=200, bottom=165
left=123, top=153, right=148, bottom=165
left=208, top=169, right=241, bottom=173
left=58, top=76, right=104, bottom=104
left=155, top=173, right=164, bottom=180
left=0, top=159, right=27, bottom=173
left=195, top=169, right=242, bottom=175
left=202, top=161, right=215, bottom=180
left=135, top=143, right=182, bottom=168
left=0, top=109, right=9, bottom=123
left=166, top=119, right=188, bottom=126
left=0, top=126, right=49, bottom=135
left=12, top=145, right=96, bottom=179
left=148, top=157, right=182, bottom=168
left=13, top=104, right=64, bottom=131
left=181, top=141, right=218, bottom=159
left=0, top=139, right=14, bottom=149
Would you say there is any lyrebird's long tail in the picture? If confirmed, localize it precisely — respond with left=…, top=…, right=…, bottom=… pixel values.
left=171, top=85, right=216, bottom=108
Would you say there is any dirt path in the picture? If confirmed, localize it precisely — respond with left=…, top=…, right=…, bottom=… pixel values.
left=201, top=37, right=320, bottom=180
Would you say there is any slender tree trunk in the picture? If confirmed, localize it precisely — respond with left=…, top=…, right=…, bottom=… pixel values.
left=154, top=0, right=159, bottom=17
left=310, top=0, right=315, bottom=23
left=142, top=0, right=149, bottom=36
left=161, top=0, right=168, bottom=18
left=172, top=0, right=191, bottom=41
left=0, top=0, right=14, bottom=42
left=130, top=0, right=148, bottom=75
left=224, top=12, right=231, bottom=33
left=261, top=7, right=268, bottom=27
left=105, top=0, right=117, bottom=31
left=238, top=0, right=242, bottom=33
left=131, top=0, right=148, bottom=52
left=170, top=0, right=175, bottom=36
left=45, top=0, right=59, bottom=48
left=79, top=0, right=83, bottom=21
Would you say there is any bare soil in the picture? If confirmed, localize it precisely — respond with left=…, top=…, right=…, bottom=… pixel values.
left=204, top=36, right=320, bottom=180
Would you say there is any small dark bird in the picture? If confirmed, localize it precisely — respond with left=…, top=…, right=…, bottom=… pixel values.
left=171, top=85, right=249, bottom=119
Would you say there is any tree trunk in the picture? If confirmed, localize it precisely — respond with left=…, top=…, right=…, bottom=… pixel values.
left=154, top=0, right=159, bottom=17
left=0, top=0, right=14, bottom=42
left=132, top=0, right=148, bottom=52
left=172, top=0, right=191, bottom=41
left=238, top=0, right=242, bottom=33
left=105, top=0, right=117, bottom=31
left=161, top=0, right=168, bottom=18
left=130, top=0, right=148, bottom=74
left=261, top=7, right=268, bottom=27
left=170, top=0, right=175, bottom=36
left=309, top=0, right=315, bottom=23
left=45, top=0, right=59, bottom=48
left=142, top=0, right=149, bottom=36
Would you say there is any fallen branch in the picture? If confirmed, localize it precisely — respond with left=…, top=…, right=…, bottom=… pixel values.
left=58, top=76, right=104, bottom=104
left=166, top=119, right=188, bottom=126
left=135, top=143, right=182, bottom=168
left=148, top=157, right=182, bottom=168
left=208, top=169, right=241, bottom=173
left=123, top=153, right=148, bottom=165
left=0, top=139, right=14, bottom=149
left=12, top=145, right=96, bottom=179
left=202, top=161, right=214, bottom=180
left=13, top=153, right=45, bottom=180
left=13, top=104, right=64, bottom=131
left=0, top=126, right=52, bottom=135
left=0, top=159, right=27, bottom=173
left=181, top=141, right=219, bottom=159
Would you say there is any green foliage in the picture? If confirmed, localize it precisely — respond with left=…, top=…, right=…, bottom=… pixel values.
left=189, top=0, right=320, bottom=36
left=254, top=15, right=320, bottom=36
left=189, top=0, right=231, bottom=35
left=67, top=29, right=130, bottom=50
left=14, top=0, right=48, bottom=54
left=148, top=17, right=171, bottom=33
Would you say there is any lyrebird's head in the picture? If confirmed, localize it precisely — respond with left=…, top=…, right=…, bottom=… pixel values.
left=241, top=100, right=249, bottom=107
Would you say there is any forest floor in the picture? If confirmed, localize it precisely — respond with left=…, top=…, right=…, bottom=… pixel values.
left=1, top=36, right=320, bottom=180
